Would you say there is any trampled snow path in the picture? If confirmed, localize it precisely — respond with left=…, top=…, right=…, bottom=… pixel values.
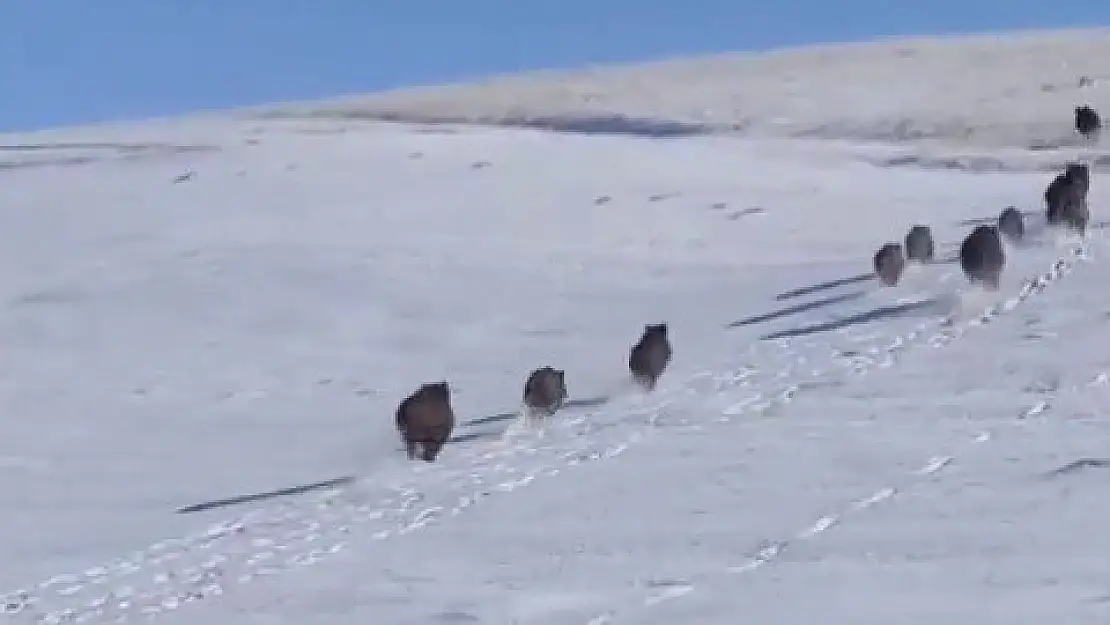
left=585, top=372, right=1110, bottom=625
left=583, top=243, right=1106, bottom=625
left=0, top=216, right=1096, bottom=624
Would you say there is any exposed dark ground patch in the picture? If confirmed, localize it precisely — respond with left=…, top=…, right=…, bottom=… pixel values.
left=259, top=110, right=716, bottom=139
left=0, top=142, right=219, bottom=174
left=861, top=152, right=1110, bottom=174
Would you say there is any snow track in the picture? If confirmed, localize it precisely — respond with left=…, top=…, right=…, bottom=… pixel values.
left=583, top=245, right=1106, bottom=624
left=585, top=368, right=1108, bottom=625
left=0, top=220, right=1095, bottom=624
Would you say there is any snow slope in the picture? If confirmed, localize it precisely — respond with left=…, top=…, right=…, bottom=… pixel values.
left=1, top=27, right=1109, bottom=625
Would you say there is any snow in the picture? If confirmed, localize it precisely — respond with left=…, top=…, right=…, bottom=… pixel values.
left=257, top=27, right=1110, bottom=151
left=1, top=26, right=1109, bottom=625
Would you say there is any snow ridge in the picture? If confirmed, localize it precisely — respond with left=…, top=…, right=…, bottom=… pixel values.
left=0, top=214, right=1095, bottom=623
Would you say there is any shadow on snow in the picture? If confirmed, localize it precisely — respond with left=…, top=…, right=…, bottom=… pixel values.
left=727, top=290, right=867, bottom=328
left=761, top=298, right=946, bottom=341
left=174, top=396, right=613, bottom=514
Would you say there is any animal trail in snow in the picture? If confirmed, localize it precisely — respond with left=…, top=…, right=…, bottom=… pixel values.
left=586, top=297, right=1110, bottom=625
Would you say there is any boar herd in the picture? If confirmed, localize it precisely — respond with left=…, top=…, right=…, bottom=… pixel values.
left=873, top=161, right=1092, bottom=291
left=398, top=106, right=1100, bottom=464
left=396, top=323, right=673, bottom=462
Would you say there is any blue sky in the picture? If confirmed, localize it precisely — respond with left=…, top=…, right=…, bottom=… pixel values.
left=0, top=0, right=1102, bottom=132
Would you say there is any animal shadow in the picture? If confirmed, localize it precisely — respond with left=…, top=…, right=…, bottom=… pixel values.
left=761, top=298, right=944, bottom=340
left=176, top=474, right=356, bottom=514
left=727, top=290, right=867, bottom=328
left=447, top=430, right=501, bottom=444
left=775, top=272, right=875, bottom=301
left=1042, top=458, right=1110, bottom=478
left=724, top=207, right=765, bottom=221
left=957, top=209, right=1039, bottom=227
left=459, top=410, right=520, bottom=428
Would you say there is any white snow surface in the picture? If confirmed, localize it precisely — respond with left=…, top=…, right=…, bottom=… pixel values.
left=2, top=27, right=1110, bottom=625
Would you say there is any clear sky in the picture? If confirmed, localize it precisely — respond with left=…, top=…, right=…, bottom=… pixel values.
left=0, top=0, right=1103, bottom=132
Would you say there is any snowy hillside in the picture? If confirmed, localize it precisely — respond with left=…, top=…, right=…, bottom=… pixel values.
left=1, top=27, right=1109, bottom=625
